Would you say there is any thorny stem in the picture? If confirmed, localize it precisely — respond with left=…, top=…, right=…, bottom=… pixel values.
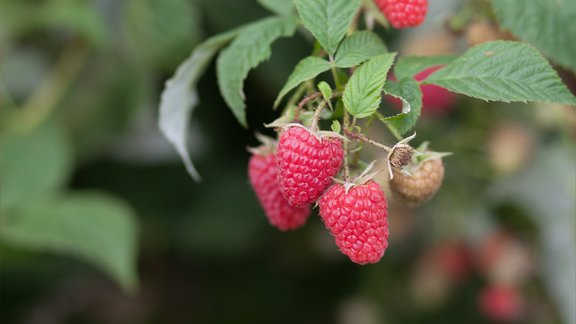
left=343, top=111, right=351, bottom=180
left=346, top=129, right=392, bottom=152
left=294, top=92, right=320, bottom=121
left=351, top=116, right=357, bottom=129
left=310, top=100, right=327, bottom=131
left=351, top=116, right=374, bottom=166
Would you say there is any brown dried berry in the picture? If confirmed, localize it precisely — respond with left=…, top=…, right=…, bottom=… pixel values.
left=389, top=145, right=415, bottom=169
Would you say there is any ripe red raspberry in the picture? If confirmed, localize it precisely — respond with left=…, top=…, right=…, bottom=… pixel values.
left=417, top=66, right=457, bottom=115
left=276, top=125, right=344, bottom=207
left=318, top=181, right=389, bottom=264
left=376, top=0, right=428, bottom=29
left=249, top=149, right=311, bottom=231
left=390, top=157, right=444, bottom=207
left=479, top=284, right=523, bottom=322
left=388, top=66, right=457, bottom=116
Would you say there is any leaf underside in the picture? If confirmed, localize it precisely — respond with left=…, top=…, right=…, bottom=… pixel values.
left=159, top=30, right=239, bottom=181
left=381, top=79, right=423, bottom=135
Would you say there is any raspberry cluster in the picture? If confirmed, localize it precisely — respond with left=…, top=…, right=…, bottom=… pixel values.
left=248, top=125, right=446, bottom=264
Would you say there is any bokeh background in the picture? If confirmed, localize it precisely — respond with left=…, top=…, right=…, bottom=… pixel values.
left=1, top=0, right=575, bottom=323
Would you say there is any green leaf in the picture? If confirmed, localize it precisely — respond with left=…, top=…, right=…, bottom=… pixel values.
left=394, top=55, right=456, bottom=80
left=274, top=56, right=331, bottom=108
left=492, top=0, right=576, bottom=71
left=0, top=193, right=139, bottom=293
left=331, top=120, right=341, bottom=133
left=258, top=0, right=295, bottom=16
left=0, top=122, right=72, bottom=210
left=343, top=53, right=396, bottom=118
left=380, top=79, right=423, bottom=135
left=334, top=31, right=387, bottom=68
left=159, top=29, right=241, bottom=182
left=317, top=81, right=333, bottom=104
left=217, top=16, right=298, bottom=126
left=124, top=0, right=202, bottom=69
left=425, top=41, right=576, bottom=106
left=295, top=0, right=361, bottom=56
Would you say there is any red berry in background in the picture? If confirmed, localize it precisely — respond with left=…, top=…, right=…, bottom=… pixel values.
left=417, top=66, right=457, bottom=114
left=276, top=126, right=344, bottom=207
left=388, top=66, right=457, bottom=116
left=318, top=181, right=389, bottom=264
left=479, top=284, right=523, bottom=322
left=476, top=230, right=533, bottom=285
left=249, top=149, right=311, bottom=231
left=434, top=243, right=472, bottom=282
left=375, top=0, right=428, bottom=29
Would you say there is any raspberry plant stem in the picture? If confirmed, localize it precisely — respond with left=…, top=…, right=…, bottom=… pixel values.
left=294, top=92, right=320, bottom=121
left=346, top=129, right=392, bottom=152
left=343, top=111, right=351, bottom=180
left=310, top=100, right=327, bottom=131
left=330, top=64, right=343, bottom=91
left=284, top=83, right=307, bottom=115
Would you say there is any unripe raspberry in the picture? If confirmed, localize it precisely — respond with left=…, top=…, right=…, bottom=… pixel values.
left=276, top=125, right=344, bottom=207
left=486, top=123, right=535, bottom=176
left=390, top=157, right=444, bottom=207
left=318, top=181, right=389, bottom=264
left=249, top=149, right=311, bottom=231
left=375, top=0, right=428, bottom=29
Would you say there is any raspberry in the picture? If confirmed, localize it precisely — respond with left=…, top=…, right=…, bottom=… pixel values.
left=318, top=181, right=389, bottom=264
left=390, top=157, right=444, bottom=207
left=249, top=149, right=311, bottom=231
left=479, top=284, right=523, bottom=322
left=276, top=125, right=344, bottom=207
left=388, top=66, right=457, bottom=116
left=417, top=66, right=457, bottom=115
left=376, top=0, right=428, bottom=29
left=476, top=230, right=533, bottom=285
